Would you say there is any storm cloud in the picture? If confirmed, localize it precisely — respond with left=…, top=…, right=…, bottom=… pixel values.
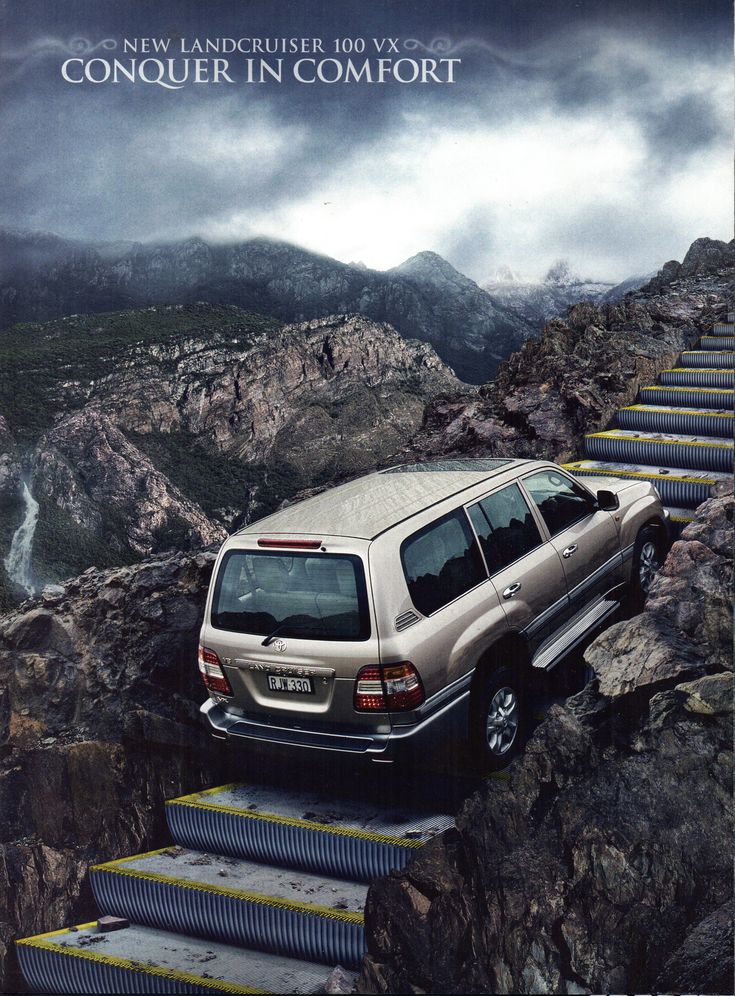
left=0, top=0, right=731, bottom=282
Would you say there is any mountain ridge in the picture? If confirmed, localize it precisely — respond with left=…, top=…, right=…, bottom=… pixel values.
left=0, top=229, right=536, bottom=384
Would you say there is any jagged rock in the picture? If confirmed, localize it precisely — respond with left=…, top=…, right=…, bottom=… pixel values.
left=1, top=308, right=467, bottom=595
left=358, top=490, right=733, bottom=995
left=0, top=548, right=243, bottom=993
left=405, top=238, right=735, bottom=463
left=655, top=900, right=734, bottom=993
left=589, top=493, right=734, bottom=693
left=32, top=408, right=226, bottom=557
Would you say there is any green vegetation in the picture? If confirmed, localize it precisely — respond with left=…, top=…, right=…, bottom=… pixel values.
left=128, top=429, right=312, bottom=523
left=0, top=303, right=280, bottom=442
left=31, top=493, right=130, bottom=583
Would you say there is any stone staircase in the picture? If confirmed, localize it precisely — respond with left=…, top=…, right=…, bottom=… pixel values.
left=563, top=312, right=734, bottom=533
left=17, top=783, right=452, bottom=994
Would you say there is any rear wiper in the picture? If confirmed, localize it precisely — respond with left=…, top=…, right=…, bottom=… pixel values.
left=261, top=623, right=288, bottom=647
left=261, top=618, right=329, bottom=645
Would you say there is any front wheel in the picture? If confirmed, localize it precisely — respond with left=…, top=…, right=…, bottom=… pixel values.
left=629, top=525, right=665, bottom=610
left=470, top=664, right=527, bottom=772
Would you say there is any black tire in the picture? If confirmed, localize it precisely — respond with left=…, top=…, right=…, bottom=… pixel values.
left=629, top=525, right=666, bottom=611
left=470, top=662, right=528, bottom=772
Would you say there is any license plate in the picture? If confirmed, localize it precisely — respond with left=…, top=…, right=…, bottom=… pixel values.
left=267, top=674, right=314, bottom=695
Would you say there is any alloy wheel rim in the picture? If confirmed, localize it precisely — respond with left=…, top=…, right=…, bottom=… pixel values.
left=639, top=541, right=660, bottom=592
left=486, top=686, right=519, bottom=755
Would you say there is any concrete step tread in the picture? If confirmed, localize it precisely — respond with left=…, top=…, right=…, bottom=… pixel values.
left=17, top=920, right=334, bottom=994
left=167, top=783, right=454, bottom=848
left=562, top=460, right=731, bottom=485
left=92, top=845, right=367, bottom=920
left=641, top=385, right=734, bottom=395
left=586, top=428, right=733, bottom=448
left=620, top=403, right=734, bottom=417
left=665, top=507, right=695, bottom=523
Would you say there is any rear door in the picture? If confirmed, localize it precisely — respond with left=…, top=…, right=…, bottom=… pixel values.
left=466, top=482, right=568, bottom=651
left=204, top=541, right=385, bottom=733
left=520, top=469, right=621, bottom=615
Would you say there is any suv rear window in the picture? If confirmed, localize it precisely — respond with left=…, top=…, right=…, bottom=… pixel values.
left=401, top=510, right=486, bottom=616
left=211, top=551, right=370, bottom=641
left=468, top=483, right=542, bottom=574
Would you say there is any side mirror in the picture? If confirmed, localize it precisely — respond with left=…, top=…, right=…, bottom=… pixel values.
left=597, top=489, right=619, bottom=512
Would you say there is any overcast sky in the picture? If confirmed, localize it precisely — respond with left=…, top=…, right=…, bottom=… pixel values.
left=0, top=0, right=731, bottom=282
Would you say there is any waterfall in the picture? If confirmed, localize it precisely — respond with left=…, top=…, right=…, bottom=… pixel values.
left=4, top=481, right=39, bottom=596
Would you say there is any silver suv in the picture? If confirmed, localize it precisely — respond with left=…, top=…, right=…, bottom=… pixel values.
left=198, top=459, right=668, bottom=769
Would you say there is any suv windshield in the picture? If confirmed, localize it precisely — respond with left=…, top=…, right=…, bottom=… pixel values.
left=211, top=550, right=370, bottom=641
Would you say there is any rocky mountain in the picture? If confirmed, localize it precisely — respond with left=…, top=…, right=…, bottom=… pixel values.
left=407, top=237, right=735, bottom=464
left=0, top=306, right=465, bottom=604
left=359, top=490, right=733, bottom=995
left=482, top=259, right=649, bottom=331
left=0, top=230, right=536, bottom=383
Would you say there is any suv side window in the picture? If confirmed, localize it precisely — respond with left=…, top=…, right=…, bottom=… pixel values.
left=523, top=470, right=596, bottom=536
left=468, top=483, right=542, bottom=575
left=401, top=509, right=486, bottom=616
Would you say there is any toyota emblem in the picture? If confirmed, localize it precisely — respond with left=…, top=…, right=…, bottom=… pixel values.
left=273, top=639, right=287, bottom=653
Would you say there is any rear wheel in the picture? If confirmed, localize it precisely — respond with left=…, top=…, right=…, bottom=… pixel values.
left=629, top=525, right=665, bottom=610
left=471, top=662, right=527, bottom=771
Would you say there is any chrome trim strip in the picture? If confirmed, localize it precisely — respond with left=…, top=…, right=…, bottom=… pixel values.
left=566, top=550, right=623, bottom=604
left=523, top=592, right=570, bottom=639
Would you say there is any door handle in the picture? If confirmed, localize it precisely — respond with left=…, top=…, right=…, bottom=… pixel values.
left=502, top=582, right=522, bottom=599
left=562, top=544, right=578, bottom=558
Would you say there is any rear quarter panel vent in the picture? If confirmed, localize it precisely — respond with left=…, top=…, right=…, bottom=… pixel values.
left=395, top=610, right=420, bottom=632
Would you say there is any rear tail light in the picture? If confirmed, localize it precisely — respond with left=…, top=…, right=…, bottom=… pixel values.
left=198, top=646, right=233, bottom=696
left=354, top=662, right=425, bottom=712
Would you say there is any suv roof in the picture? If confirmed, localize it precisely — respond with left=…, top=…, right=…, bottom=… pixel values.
left=236, top=458, right=531, bottom=541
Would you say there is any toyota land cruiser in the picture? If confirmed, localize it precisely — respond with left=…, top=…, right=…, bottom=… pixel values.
left=198, top=459, right=668, bottom=769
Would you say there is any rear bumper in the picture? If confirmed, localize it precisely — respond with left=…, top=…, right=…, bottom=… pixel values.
left=201, top=689, right=469, bottom=761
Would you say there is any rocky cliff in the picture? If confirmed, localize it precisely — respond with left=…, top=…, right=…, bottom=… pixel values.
left=0, top=308, right=465, bottom=601
left=0, top=231, right=535, bottom=383
left=0, top=550, right=236, bottom=994
left=405, top=237, right=735, bottom=463
left=359, top=491, right=734, bottom=995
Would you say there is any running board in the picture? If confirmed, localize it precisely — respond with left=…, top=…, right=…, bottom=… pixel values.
left=531, top=598, right=619, bottom=670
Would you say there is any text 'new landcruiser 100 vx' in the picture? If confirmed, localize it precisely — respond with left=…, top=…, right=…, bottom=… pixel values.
left=198, top=459, right=668, bottom=769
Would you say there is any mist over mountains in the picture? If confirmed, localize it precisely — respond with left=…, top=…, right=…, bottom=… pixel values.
left=0, top=229, right=542, bottom=383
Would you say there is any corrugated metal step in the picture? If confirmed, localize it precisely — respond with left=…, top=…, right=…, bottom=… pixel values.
left=714, top=322, right=734, bottom=334
left=166, top=784, right=453, bottom=884
left=91, top=846, right=366, bottom=969
left=584, top=429, right=733, bottom=472
left=700, top=335, right=735, bottom=349
left=638, top=385, right=734, bottom=410
left=666, top=506, right=695, bottom=525
left=561, top=460, right=729, bottom=508
left=17, top=920, right=333, bottom=994
left=678, top=350, right=734, bottom=369
left=659, top=368, right=734, bottom=388
left=615, top=404, right=733, bottom=438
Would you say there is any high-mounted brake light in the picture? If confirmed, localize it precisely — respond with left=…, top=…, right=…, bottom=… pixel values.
left=354, top=662, right=425, bottom=712
left=198, top=646, right=233, bottom=696
left=257, top=538, right=323, bottom=549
